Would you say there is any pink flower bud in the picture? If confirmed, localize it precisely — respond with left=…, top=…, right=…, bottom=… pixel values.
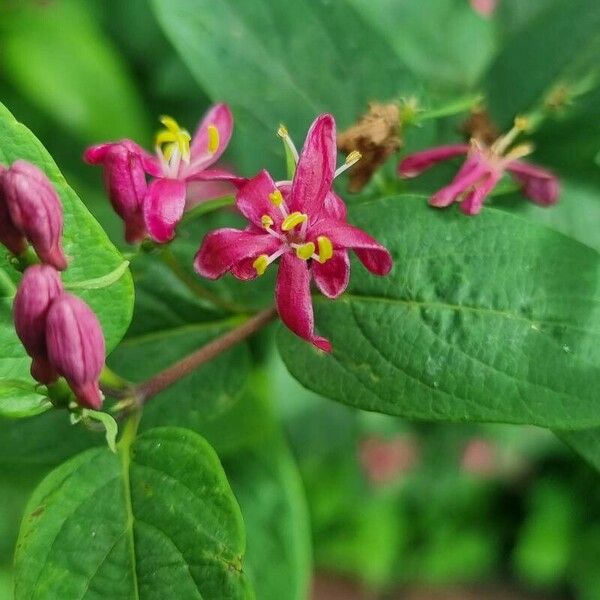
left=0, top=164, right=27, bottom=256
left=84, top=142, right=148, bottom=244
left=13, top=265, right=64, bottom=384
left=3, top=160, right=67, bottom=270
left=46, top=293, right=106, bottom=409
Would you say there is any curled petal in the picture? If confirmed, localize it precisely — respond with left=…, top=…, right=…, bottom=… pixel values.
left=310, top=219, right=392, bottom=276
left=459, top=172, right=501, bottom=215
left=312, top=250, right=350, bottom=299
left=429, top=160, right=490, bottom=207
left=507, top=161, right=560, bottom=206
left=184, top=167, right=246, bottom=208
left=398, top=144, right=470, bottom=177
left=235, top=170, right=284, bottom=228
left=289, top=113, right=336, bottom=218
left=276, top=253, right=331, bottom=352
left=84, top=140, right=161, bottom=177
left=188, top=103, right=234, bottom=172
left=143, top=178, right=187, bottom=243
left=194, top=228, right=281, bottom=280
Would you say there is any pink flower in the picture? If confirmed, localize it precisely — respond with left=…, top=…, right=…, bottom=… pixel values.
left=85, top=104, right=244, bottom=243
left=1, top=160, right=67, bottom=269
left=13, top=265, right=64, bottom=385
left=195, top=114, right=392, bottom=351
left=46, top=293, right=106, bottom=410
left=358, top=435, right=420, bottom=485
left=460, top=438, right=497, bottom=477
left=0, top=164, right=27, bottom=256
left=398, top=118, right=560, bottom=215
left=470, top=0, right=498, bottom=17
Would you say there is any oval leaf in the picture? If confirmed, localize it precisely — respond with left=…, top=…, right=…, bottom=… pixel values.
left=278, top=196, right=600, bottom=429
left=14, top=426, right=253, bottom=599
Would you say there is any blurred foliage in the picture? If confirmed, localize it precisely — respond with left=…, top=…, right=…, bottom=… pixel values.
left=0, top=0, right=599, bottom=598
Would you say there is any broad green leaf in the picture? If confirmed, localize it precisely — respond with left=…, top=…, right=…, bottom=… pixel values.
left=14, top=426, right=253, bottom=599
left=109, top=255, right=253, bottom=431
left=0, top=101, right=134, bottom=407
left=485, top=0, right=600, bottom=124
left=151, top=0, right=417, bottom=172
left=225, top=435, right=311, bottom=600
left=0, top=380, right=50, bottom=419
left=278, top=196, right=600, bottom=428
left=0, top=0, right=150, bottom=142
left=558, top=428, right=600, bottom=473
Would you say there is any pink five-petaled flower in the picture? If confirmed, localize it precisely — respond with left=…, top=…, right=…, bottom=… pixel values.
left=84, top=103, right=243, bottom=243
left=195, top=114, right=393, bottom=351
left=398, top=117, right=559, bottom=215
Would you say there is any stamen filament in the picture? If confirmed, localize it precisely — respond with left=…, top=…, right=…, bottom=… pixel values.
left=491, top=116, right=529, bottom=156
left=335, top=150, right=362, bottom=178
left=252, top=246, right=287, bottom=275
left=278, top=124, right=299, bottom=163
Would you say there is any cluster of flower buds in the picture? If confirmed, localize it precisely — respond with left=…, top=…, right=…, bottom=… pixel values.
left=0, top=160, right=67, bottom=269
left=13, top=265, right=106, bottom=410
left=85, top=104, right=244, bottom=244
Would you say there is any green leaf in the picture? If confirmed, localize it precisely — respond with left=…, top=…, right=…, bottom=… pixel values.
left=485, top=0, right=600, bottom=123
left=0, top=380, right=50, bottom=419
left=0, top=0, right=150, bottom=142
left=0, top=102, right=134, bottom=412
left=225, top=435, right=311, bottom=600
left=151, top=0, right=417, bottom=173
left=14, top=425, right=253, bottom=599
left=278, top=196, right=600, bottom=428
left=558, top=428, right=600, bottom=473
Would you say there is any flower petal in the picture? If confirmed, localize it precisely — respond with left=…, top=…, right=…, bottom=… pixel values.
left=398, top=144, right=470, bottom=177
left=236, top=170, right=284, bottom=228
left=194, top=228, right=280, bottom=280
left=323, top=191, right=347, bottom=221
left=310, top=219, right=392, bottom=276
left=188, top=103, right=234, bottom=171
left=143, top=178, right=187, bottom=243
left=289, top=113, right=336, bottom=218
left=459, top=172, right=501, bottom=215
left=312, top=249, right=350, bottom=299
left=84, top=140, right=162, bottom=177
left=429, top=158, right=490, bottom=207
left=276, top=253, right=331, bottom=352
left=507, top=160, right=560, bottom=206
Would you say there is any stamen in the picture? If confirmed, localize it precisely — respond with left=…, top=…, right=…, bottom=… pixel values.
left=317, top=236, right=333, bottom=263
left=252, top=255, right=270, bottom=276
left=335, top=150, right=362, bottom=178
left=295, top=242, right=315, bottom=260
left=281, top=212, right=308, bottom=232
left=261, top=215, right=274, bottom=229
left=491, top=115, right=528, bottom=156
left=502, top=142, right=534, bottom=164
left=155, top=115, right=191, bottom=164
left=268, top=189, right=284, bottom=206
left=207, top=125, right=220, bottom=153
left=277, top=123, right=299, bottom=162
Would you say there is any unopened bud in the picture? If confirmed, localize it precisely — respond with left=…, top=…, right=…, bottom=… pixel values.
left=3, top=161, right=67, bottom=270
left=0, top=164, right=27, bottom=256
left=84, top=143, right=148, bottom=244
left=46, top=293, right=106, bottom=410
left=13, top=265, right=64, bottom=384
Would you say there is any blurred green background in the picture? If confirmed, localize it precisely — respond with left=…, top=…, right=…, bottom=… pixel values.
left=1, top=0, right=599, bottom=599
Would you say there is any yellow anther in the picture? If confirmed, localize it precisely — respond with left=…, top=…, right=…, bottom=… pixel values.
left=281, top=211, right=308, bottom=231
left=295, top=242, right=315, bottom=261
left=253, top=255, right=270, bottom=276
left=261, top=214, right=274, bottom=229
left=207, top=125, right=219, bottom=153
left=268, top=189, right=284, bottom=206
left=345, top=150, right=362, bottom=166
left=155, top=115, right=191, bottom=162
left=514, top=116, right=529, bottom=131
left=277, top=124, right=289, bottom=138
left=317, top=236, right=333, bottom=263
left=505, top=142, right=534, bottom=162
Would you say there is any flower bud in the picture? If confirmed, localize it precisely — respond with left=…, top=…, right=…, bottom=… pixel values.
left=13, top=265, right=64, bottom=384
left=46, top=293, right=106, bottom=410
left=0, top=164, right=27, bottom=256
left=84, top=142, right=148, bottom=244
left=3, top=160, right=67, bottom=270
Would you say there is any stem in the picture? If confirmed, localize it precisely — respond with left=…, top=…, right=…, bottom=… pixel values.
left=135, top=306, right=277, bottom=405
left=160, top=246, right=246, bottom=314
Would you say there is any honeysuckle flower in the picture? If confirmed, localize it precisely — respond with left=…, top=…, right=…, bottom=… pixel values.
left=398, top=118, right=560, bottom=215
left=195, top=114, right=392, bottom=351
left=1, top=160, right=67, bottom=269
left=46, top=293, right=106, bottom=410
left=85, top=103, right=244, bottom=243
left=0, top=164, right=27, bottom=256
left=13, top=265, right=64, bottom=385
